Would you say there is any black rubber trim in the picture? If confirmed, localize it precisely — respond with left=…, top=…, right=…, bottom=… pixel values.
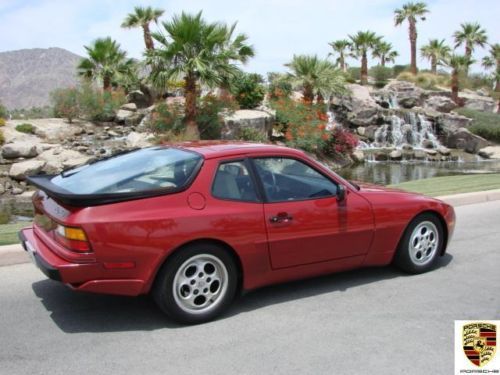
left=18, top=230, right=62, bottom=282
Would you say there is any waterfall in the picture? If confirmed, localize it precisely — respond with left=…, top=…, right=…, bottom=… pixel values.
left=372, top=113, right=441, bottom=149
left=389, top=94, right=399, bottom=109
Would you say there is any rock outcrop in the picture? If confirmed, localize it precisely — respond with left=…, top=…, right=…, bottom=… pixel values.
left=221, top=110, right=274, bottom=140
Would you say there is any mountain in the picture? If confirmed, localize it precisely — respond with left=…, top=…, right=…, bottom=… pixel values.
left=0, top=47, right=82, bottom=110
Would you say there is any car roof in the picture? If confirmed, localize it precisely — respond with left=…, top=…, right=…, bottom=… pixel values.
left=163, top=141, right=306, bottom=159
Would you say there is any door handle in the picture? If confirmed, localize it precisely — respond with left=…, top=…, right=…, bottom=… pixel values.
left=270, top=212, right=293, bottom=223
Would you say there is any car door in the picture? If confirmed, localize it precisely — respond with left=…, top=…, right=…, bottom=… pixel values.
left=252, top=157, right=374, bottom=269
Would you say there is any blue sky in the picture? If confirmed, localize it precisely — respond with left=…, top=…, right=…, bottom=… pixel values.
left=0, top=0, right=498, bottom=74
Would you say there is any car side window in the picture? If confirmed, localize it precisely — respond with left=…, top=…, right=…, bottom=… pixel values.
left=212, top=161, right=259, bottom=202
left=253, top=158, right=338, bottom=202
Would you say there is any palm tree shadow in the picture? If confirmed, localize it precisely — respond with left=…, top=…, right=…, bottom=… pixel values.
left=32, top=253, right=452, bottom=333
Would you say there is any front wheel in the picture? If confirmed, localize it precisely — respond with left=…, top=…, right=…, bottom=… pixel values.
left=153, top=243, right=238, bottom=324
left=393, top=213, right=444, bottom=274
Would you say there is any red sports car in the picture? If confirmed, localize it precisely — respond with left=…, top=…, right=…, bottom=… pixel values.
left=20, top=142, right=455, bottom=324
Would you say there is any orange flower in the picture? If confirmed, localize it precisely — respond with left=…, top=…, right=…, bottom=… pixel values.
left=285, top=131, right=293, bottom=141
left=321, top=133, right=330, bottom=141
left=317, top=123, right=326, bottom=131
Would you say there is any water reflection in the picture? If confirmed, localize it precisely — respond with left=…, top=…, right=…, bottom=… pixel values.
left=339, top=159, right=500, bottom=185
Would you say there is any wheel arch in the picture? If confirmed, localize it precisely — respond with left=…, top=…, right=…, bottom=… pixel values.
left=148, top=238, right=244, bottom=294
left=393, top=209, right=449, bottom=262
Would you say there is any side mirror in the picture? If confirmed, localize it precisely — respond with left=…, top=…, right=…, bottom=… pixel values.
left=337, top=185, right=346, bottom=202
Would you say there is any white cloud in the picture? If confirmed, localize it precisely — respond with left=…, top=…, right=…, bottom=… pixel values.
left=0, top=0, right=498, bottom=74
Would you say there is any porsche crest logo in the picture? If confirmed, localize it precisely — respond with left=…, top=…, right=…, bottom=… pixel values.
left=463, top=322, right=497, bottom=367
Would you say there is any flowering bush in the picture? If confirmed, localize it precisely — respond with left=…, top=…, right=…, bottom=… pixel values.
left=271, top=97, right=329, bottom=153
left=323, top=127, right=359, bottom=158
left=230, top=73, right=265, bottom=109
left=51, top=87, right=80, bottom=123
left=270, top=97, right=358, bottom=159
left=148, top=102, right=185, bottom=136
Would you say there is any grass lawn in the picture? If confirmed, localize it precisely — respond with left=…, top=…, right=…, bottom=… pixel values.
left=390, top=173, right=500, bottom=197
left=0, top=222, right=30, bottom=246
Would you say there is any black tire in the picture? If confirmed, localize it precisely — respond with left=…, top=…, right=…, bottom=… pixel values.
left=393, top=213, right=444, bottom=274
left=153, top=243, right=238, bottom=324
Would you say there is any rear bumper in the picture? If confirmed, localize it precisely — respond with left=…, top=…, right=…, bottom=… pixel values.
left=19, top=228, right=145, bottom=296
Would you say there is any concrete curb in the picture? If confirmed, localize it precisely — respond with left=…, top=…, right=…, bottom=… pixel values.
left=2, top=188, right=500, bottom=266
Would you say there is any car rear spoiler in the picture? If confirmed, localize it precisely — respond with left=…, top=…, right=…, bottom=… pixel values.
left=26, top=175, right=183, bottom=207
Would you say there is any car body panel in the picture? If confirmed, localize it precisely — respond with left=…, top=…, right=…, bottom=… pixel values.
left=20, top=143, right=456, bottom=296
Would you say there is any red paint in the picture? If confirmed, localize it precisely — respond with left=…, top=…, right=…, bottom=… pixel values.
left=21, top=142, right=456, bottom=296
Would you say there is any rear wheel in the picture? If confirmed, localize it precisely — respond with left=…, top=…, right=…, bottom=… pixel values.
left=394, top=213, right=444, bottom=274
left=153, top=243, right=238, bottom=324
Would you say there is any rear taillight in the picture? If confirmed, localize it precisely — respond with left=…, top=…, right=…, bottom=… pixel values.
left=55, top=224, right=92, bottom=253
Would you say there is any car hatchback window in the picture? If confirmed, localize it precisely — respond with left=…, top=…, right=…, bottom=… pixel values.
left=50, top=147, right=202, bottom=194
left=212, top=161, right=259, bottom=202
left=253, top=157, right=337, bottom=202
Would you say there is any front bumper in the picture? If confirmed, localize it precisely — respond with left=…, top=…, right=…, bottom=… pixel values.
left=18, top=228, right=145, bottom=296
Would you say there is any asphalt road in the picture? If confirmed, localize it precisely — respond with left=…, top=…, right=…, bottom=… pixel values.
left=1, top=201, right=499, bottom=375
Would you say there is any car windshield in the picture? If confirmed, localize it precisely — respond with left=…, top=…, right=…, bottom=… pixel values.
left=50, top=147, right=202, bottom=195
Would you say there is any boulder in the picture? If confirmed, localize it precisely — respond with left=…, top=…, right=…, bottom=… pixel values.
left=363, top=125, right=379, bottom=142
left=127, top=90, right=152, bottom=109
left=120, top=103, right=137, bottom=112
left=115, top=109, right=135, bottom=124
left=381, top=81, right=424, bottom=109
left=414, top=150, right=427, bottom=159
left=421, top=139, right=435, bottom=149
left=37, top=148, right=92, bottom=174
left=125, top=132, right=154, bottom=148
left=9, top=160, right=46, bottom=180
left=444, top=128, right=489, bottom=154
left=389, top=150, right=403, bottom=160
left=423, top=96, right=457, bottom=113
left=477, top=146, right=500, bottom=159
left=424, top=149, right=438, bottom=156
left=1, top=142, right=38, bottom=159
left=352, top=150, right=365, bottom=163
left=332, top=84, right=382, bottom=126
left=356, top=127, right=366, bottom=136
left=30, top=119, right=84, bottom=142
left=437, top=146, right=451, bottom=156
left=124, top=112, right=145, bottom=126
left=462, top=96, right=496, bottom=112
left=221, top=110, right=274, bottom=140
left=439, top=113, right=472, bottom=134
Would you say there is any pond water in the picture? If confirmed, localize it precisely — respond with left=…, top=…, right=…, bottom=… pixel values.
left=339, top=157, right=500, bottom=186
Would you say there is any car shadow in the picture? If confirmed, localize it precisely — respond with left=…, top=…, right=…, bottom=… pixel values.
left=32, top=253, right=452, bottom=333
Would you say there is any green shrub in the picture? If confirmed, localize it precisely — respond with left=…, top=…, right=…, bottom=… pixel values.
left=347, top=67, right=361, bottom=83
left=370, top=66, right=392, bottom=88
left=78, top=84, right=126, bottom=122
left=393, top=64, right=411, bottom=77
left=51, top=87, right=80, bottom=123
left=0, top=118, right=5, bottom=127
left=238, top=127, right=268, bottom=142
left=230, top=73, right=265, bottom=109
left=462, top=73, right=494, bottom=92
left=15, top=123, right=35, bottom=134
left=148, top=102, right=185, bottom=135
left=456, top=108, right=500, bottom=143
left=397, top=72, right=450, bottom=90
left=267, top=72, right=292, bottom=99
left=197, top=95, right=237, bottom=140
left=0, top=129, right=4, bottom=145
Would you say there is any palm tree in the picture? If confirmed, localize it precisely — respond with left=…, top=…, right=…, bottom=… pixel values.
left=445, top=54, right=473, bottom=104
left=349, top=31, right=382, bottom=85
left=394, top=2, right=429, bottom=75
left=146, top=11, right=254, bottom=138
left=328, top=40, right=351, bottom=72
left=453, top=22, right=488, bottom=75
left=77, top=37, right=135, bottom=91
left=482, top=44, right=500, bottom=112
left=420, top=39, right=451, bottom=74
left=372, top=41, right=399, bottom=66
left=285, top=55, right=346, bottom=103
left=121, top=6, right=164, bottom=50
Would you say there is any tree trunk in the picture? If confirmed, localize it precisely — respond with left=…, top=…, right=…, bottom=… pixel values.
left=103, top=75, right=111, bottom=91
left=409, top=21, right=418, bottom=75
left=143, top=23, right=154, bottom=50
left=339, top=55, right=346, bottom=72
left=184, top=74, right=200, bottom=139
left=431, top=56, right=437, bottom=75
left=464, top=44, right=472, bottom=76
left=303, top=84, right=314, bottom=104
left=451, top=70, right=459, bottom=104
left=316, top=92, right=324, bottom=105
left=381, top=56, right=386, bottom=67
left=361, top=52, right=368, bottom=85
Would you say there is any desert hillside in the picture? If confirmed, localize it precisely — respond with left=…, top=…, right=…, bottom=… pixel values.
left=0, top=47, right=81, bottom=109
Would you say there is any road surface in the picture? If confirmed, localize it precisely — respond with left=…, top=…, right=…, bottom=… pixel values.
left=1, top=201, right=499, bottom=374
